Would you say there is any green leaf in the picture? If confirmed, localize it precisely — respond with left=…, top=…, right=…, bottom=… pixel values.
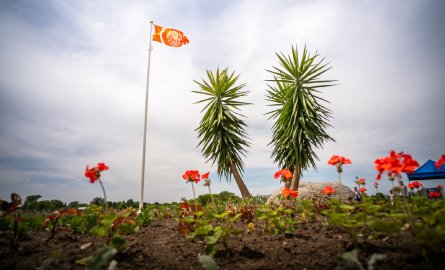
left=198, top=255, right=219, bottom=270
left=89, top=245, right=117, bottom=270
left=111, top=235, right=127, bottom=250
left=195, top=224, right=214, bottom=237
left=214, top=212, right=228, bottom=219
left=205, top=235, right=219, bottom=245
left=336, top=249, right=364, bottom=270
left=75, top=256, right=92, bottom=266
left=90, top=226, right=107, bottom=237
left=367, top=254, right=386, bottom=270
left=229, top=213, right=242, bottom=222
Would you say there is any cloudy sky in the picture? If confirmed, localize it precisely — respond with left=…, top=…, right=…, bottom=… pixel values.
left=1, top=0, right=444, bottom=204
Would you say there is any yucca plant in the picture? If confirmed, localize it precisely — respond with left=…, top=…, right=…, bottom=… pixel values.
left=266, top=45, right=336, bottom=190
left=193, top=67, right=251, bottom=198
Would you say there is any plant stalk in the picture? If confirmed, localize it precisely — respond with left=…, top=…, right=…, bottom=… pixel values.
left=98, top=178, right=108, bottom=210
left=338, top=171, right=343, bottom=201
left=191, top=182, right=198, bottom=211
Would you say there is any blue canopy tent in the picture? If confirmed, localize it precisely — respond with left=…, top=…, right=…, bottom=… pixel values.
left=407, top=160, right=445, bottom=180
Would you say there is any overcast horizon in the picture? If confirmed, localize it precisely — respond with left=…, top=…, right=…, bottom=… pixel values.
left=1, top=0, right=444, bottom=204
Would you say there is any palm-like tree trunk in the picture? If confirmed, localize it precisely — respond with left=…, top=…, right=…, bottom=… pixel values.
left=291, top=162, right=301, bottom=191
left=229, top=162, right=251, bottom=198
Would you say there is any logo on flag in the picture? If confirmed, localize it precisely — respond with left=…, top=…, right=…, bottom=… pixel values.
left=153, top=25, right=189, bottom=47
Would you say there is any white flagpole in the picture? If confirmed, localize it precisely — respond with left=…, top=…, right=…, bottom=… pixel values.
left=139, top=21, right=154, bottom=213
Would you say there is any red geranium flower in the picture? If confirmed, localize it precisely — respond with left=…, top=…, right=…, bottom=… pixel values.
left=84, top=165, right=99, bottom=183
left=182, top=170, right=200, bottom=183
left=84, top=163, right=109, bottom=183
left=328, top=155, right=351, bottom=166
left=429, top=191, right=441, bottom=199
left=374, top=150, right=419, bottom=180
left=435, top=154, right=445, bottom=170
left=274, top=169, right=293, bottom=182
left=97, top=162, right=109, bottom=171
left=328, top=155, right=351, bottom=173
left=407, top=181, right=422, bottom=190
left=322, top=186, right=335, bottom=195
left=281, top=188, right=298, bottom=198
left=373, top=182, right=379, bottom=188
left=359, top=187, right=367, bottom=193
left=202, top=172, right=210, bottom=180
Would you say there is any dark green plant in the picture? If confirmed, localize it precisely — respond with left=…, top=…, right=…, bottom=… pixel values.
left=135, top=207, right=152, bottom=227
left=188, top=211, right=243, bottom=256
left=76, top=245, right=118, bottom=270
left=193, top=68, right=251, bottom=198
left=90, top=210, right=138, bottom=243
left=336, top=249, right=386, bottom=270
left=256, top=205, right=298, bottom=235
left=266, top=45, right=335, bottom=190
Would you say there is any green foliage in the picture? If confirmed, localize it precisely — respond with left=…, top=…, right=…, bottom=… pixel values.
left=323, top=196, right=445, bottom=255
left=198, top=254, right=219, bottom=270
left=4, top=193, right=445, bottom=263
left=90, top=210, right=138, bottom=242
left=0, top=215, right=11, bottom=231
left=135, top=207, right=152, bottom=227
left=336, top=249, right=386, bottom=270
left=197, top=194, right=214, bottom=207
left=76, top=245, right=118, bottom=270
left=188, top=211, right=243, bottom=256
left=217, top=191, right=241, bottom=203
left=193, top=67, right=250, bottom=181
left=20, top=213, right=45, bottom=231
left=22, top=195, right=66, bottom=212
left=257, top=205, right=298, bottom=235
left=266, top=45, right=335, bottom=180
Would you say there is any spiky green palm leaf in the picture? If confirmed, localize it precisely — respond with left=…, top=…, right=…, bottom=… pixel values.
left=193, top=68, right=251, bottom=181
left=266, top=45, right=335, bottom=173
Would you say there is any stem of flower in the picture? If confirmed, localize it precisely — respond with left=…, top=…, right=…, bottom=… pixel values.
left=338, top=171, right=343, bottom=202
left=191, top=182, right=198, bottom=210
left=208, top=185, right=215, bottom=206
left=98, top=178, right=108, bottom=211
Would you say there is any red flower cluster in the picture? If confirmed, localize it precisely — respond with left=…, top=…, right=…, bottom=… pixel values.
left=274, top=169, right=293, bottom=182
left=373, top=182, right=379, bottom=189
left=84, top=162, right=109, bottom=183
left=407, top=181, right=423, bottom=190
left=281, top=188, right=298, bottom=198
left=429, top=191, right=441, bottom=199
left=328, top=155, right=351, bottom=173
left=182, top=170, right=201, bottom=183
left=322, top=186, right=335, bottom=195
left=328, top=155, right=351, bottom=166
left=374, top=150, right=419, bottom=180
left=435, top=154, right=445, bottom=170
left=359, top=187, right=367, bottom=193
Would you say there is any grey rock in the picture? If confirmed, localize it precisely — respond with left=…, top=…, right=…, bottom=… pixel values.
left=267, top=181, right=354, bottom=205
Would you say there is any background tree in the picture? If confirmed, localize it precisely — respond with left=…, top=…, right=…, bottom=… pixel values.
left=68, top=201, right=80, bottom=208
left=90, top=197, right=105, bottom=206
left=22, top=194, right=42, bottom=211
left=266, top=45, right=335, bottom=191
left=193, top=68, right=251, bottom=198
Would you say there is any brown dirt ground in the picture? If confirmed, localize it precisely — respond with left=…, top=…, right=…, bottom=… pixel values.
left=0, top=218, right=443, bottom=269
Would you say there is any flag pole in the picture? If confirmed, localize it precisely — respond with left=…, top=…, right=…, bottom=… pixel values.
left=138, top=21, right=154, bottom=214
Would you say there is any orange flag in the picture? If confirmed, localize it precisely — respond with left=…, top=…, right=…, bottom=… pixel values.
left=152, top=25, right=189, bottom=47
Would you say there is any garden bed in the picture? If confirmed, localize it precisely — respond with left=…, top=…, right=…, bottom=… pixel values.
left=1, top=209, right=443, bottom=270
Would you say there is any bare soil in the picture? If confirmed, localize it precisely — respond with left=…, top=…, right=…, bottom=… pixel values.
left=0, top=218, right=443, bottom=269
